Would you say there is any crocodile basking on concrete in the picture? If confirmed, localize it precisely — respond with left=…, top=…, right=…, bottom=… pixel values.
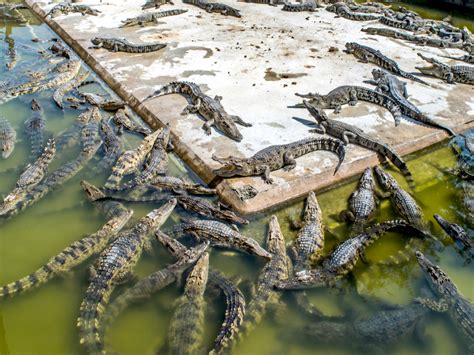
left=112, top=108, right=152, bottom=136
left=25, top=99, right=46, bottom=158
left=415, top=251, right=474, bottom=352
left=0, top=116, right=16, bottom=159
left=53, top=70, right=90, bottom=109
left=150, top=175, right=216, bottom=195
left=416, top=53, right=474, bottom=85
left=183, top=0, right=242, bottom=17
left=73, top=92, right=125, bottom=112
left=282, top=0, right=318, bottom=12
left=56, top=105, right=96, bottom=150
left=142, top=81, right=251, bottom=142
left=344, top=42, right=428, bottom=85
left=90, top=37, right=166, bottom=53
left=120, top=9, right=187, bottom=27
left=98, top=117, right=123, bottom=170
left=77, top=201, right=177, bottom=354
left=47, top=3, right=101, bottom=18
left=303, top=100, right=413, bottom=182
left=326, top=2, right=380, bottom=20
left=379, top=15, right=421, bottom=31
left=1, top=209, right=132, bottom=298
left=212, top=137, right=346, bottom=184
left=166, top=219, right=272, bottom=259
left=142, top=0, right=174, bottom=10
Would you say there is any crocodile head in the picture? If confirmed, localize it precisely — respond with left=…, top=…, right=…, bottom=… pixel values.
left=212, top=157, right=253, bottom=178
left=415, top=251, right=459, bottom=298
left=274, top=269, right=333, bottom=290
left=143, top=198, right=177, bottom=229
left=217, top=114, right=243, bottom=142
left=359, top=167, right=375, bottom=190
left=373, top=166, right=398, bottom=191
left=371, top=68, right=386, bottom=81
left=415, top=62, right=450, bottom=80
left=80, top=180, right=107, bottom=201
left=433, top=214, right=470, bottom=247
left=1, top=140, right=14, bottom=159
left=243, top=237, right=272, bottom=260
left=90, top=37, right=103, bottom=46
left=266, top=215, right=287, bottom=256
left=184, top=252, right=209, bottom=295
left=344, top=42, right=358, bottom=54
left=302, top=191, right=322, bottom=223
left=303, top=100, right=328, bottom=124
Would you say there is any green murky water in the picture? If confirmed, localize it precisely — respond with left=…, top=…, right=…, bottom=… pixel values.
left=1, top=3, right=473, bottom=355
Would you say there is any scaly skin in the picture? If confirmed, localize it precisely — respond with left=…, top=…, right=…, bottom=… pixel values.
left=416, top=53, right=474, bottom=85
left=53, top=70, right=90, bottom=109
left=212, top=137, right=346, bottom=184
left=0, top=116, right=16, bottom=158
left=0, top=210, right=133, bottom=298
left=415, top=251, right=474, bottom=351
left=183, top=0, right=242, bottom=17
left=282, top=0, right=317, bottom=12
left=98, top=118, right=123, bottom=170
left=112, top=108, right=152, bottom=136
left=90, top=37, right=166, bottom=53
left=303, top=101, right=413, bottom=183
left=441, top=54, right=474, bottom=64
left=76, top=92, right=125, bottom=112
left=150, top=175, right=216, bottom=195
left=166, top=219, right=272, bottom=259
left=433, top=214, right=472, bottom=250
left=142, top=81, right=251, bottom=142
left=379, top=15, right=420, bottom=31
left=25, top=99, right=46, bottom=158
left=120, top=9, right=187, bottom=27
left=56, top=108, right=93, bottom=150
left=47, top=3, right=101, bottom=17
left=142, top=0, right=174, bottom=10
left=77, top=201, right=177, bottom=355
left=344, top=42, right=428, bottom=85
left=166, top=252, right=209, bottom=354
left=327, top=3, right=380, bottom=20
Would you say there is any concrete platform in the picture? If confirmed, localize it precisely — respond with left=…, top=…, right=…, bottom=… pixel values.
left=26, top=0, right=474, bottom=215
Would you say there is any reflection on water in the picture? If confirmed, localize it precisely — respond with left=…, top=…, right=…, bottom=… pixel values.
left=0, top=3, right=473, bottom=355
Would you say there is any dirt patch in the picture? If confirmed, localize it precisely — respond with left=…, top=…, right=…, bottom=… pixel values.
left=264, top=68, right=307, bottom=81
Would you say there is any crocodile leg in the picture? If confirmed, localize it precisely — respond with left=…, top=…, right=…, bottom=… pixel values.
left=181, top=104, right=199, bottom=115
left=202, top=119, right=215, bottom=135
left=262, top=166, right=273, bottom=184
left=232, top=115, right=252, bottom=127
left=309, top=126, right=326, bottom=134
left=282, top=152, right=297, bottom=171
left=342, top=131, right=356, bottom=145
left=446, top=72, right=455, bottom=84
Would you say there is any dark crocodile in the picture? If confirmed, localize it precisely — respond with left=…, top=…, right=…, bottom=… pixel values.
left=142, top=81, right=251, bottom=142
left=53, top=70, right=90, bottom=109
left=303, top=100, right=413, bottom=182
left=166, top=219, right=272, bottom=259
left=282, top=0, right=318, bottom=12
left=24, top=99, right=46, bottom=159
left=212, top=137, right=346, bottom=184
left=142, top=0, right=174, bottom=10
left=151, top=175, right=216, bottom=195
left=112, top=108, right=152, bottom=136
left=434, top=214, right=472, bottom=258
left=416, top=53, right=474, bottom=85
left=98, top=117, right=123, bottom=170
left=120, top=9, right=187, bottom=27
left=75, top=92, right=126, bottom=111
left=344, top=42, right=428, bottom=85
left=183, top=0, right=242, bottom=17
left=379, top=15, right=421, bottom=31
left=47, top=3, right=101, bottom=17
left=415, top=251, right=474, bottom=352
left=77, top=201, right=177, bottom=354
left=327, top=3, right=380, bottom=20
left=1, top=209, right=132, bottom=298
left=90, top=37, right=166, bottom=53
left=49, top=41, right=72, bottom=59
left=232, top=184, right=258, bottom=201
left=0, top=116, right=16, bottom=159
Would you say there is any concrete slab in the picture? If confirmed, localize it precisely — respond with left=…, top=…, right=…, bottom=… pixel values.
left=26, top=0, right=474, bottom=215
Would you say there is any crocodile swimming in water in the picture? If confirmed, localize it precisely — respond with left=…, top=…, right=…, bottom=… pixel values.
left=0, top=116, right=16, bottom=159
left=433, top=214, right=472, bottom=262
left=183, top=0, right=242, bottom=17
left=120, top=9, right=187, bottom=27
left=47, top=3, right=101, bottom=18
left=98, top=117, right=123, bottom=170
left=150, top=175, right=216, bottom=195
left=142, top=81, right=251, bottom=142
left=112, top=108, right=152, bottom=136
left=416, top=53, right=474, bottom=85
left=25, top=99, right=46, bottom=159
left=53, top=70, right=90, bottom=109
left=56, top=105, right=97, bottom=150
left=212, top=137, right=346, bottom=184
left=77, top=201, right=177, bottom=354
left=90, top=37, right=167, bottom=53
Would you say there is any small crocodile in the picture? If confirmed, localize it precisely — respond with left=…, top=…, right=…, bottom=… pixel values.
left=56, top=105, right=94, bottom=150
left=232, top=184, right=258, bottom=201
left=53, top=70, right=90, bottom=109
left=112, top=108, right=152, bottom=136
left=1, top=210, right=132, bottom=298
left=344, top=42, right=428, bottom=85
left=90, top=37, right=166, bottom=53
left=379, top=15, right=420, bottom=31
left=183, top=0, right=242, bottom=17
left=166, top=219, right=272, bottom=259
left=104, top=129, right=162, bottom=189
left=212, top=137, right=346, bottom=184
left=49, top=41, right=72, bottom=59
left=166, top=252, right=209, bottom=354
left=303, top=100, right=413, bottom=182
left=142, top=0, right=174, bottom=10
left=415, top=251, right=474, bottom=351
left=24, top=99, right=46, bottom=158
left=0, top=116, right=16, bottom=159
left=282, top=0, right=318, bottom=12
left=327, top=3, right=380, bottom=20
left=75, top=92, right=126, bottom=111
left=47, top=3, right=101, bottom=17
left=142, top=81, right=251, bottom=142
left=434, top=214, right=472, bottom=258
left=120, top=9, right=187, bottom=27
left=416, top=53, right=474, bottom=85
left=98, top=118, right=123, bottom=170
left=150, top=175, right=216, bottom=195
left=77, top=201, right=177, bottom=354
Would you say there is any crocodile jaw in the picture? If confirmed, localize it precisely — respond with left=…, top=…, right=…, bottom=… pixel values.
left=415, top=64, right=443, bottom=78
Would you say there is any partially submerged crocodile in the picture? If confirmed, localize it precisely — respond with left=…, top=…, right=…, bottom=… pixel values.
left=112, top=108, right=152, bottom=136
left=434, top=214, right=472, bottom=260
left=416, top=53, right=474, bottom=85
left=74, top=92, right=125, bottom=111
left=53, top=70, right=90, bottom=109
left=150, top=175, right=216, bottom=195
left=282, top=0, right=318, bottom=12
left=47, top=3, right=101, bottom=18
left=56, top=105, right=96, bottom=150
left=25, top=99, right=46, bottom=158
left=212, top=137, right=346, bottom=184
left=98, top=117, right=123, bottom=170
left=183, top=0, right=242, bottom=17
left=142, top=81, right=251, bottom=142
left=90, top=37, right=166, bottom=53
left=77, top=201, right=177, bottom=354
left=327, top=2, right=380, bottom=20
left=0, top=116, right=16, bottom=159
left=120, top=9, right=187, bottom=27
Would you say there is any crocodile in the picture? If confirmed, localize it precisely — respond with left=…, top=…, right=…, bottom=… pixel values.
left=112, top=108, right=152, bottom=136
left=5, top=34, right=16, bottom=70
left=90, top=37, right=166, bottom=53
left=75, top=92, right=126, bottom=112
left=177, top=196, right=249, bottom=225
left=183, top=0, right=242, bottom=17
left=1, top=209, right=132, bottom=298
left=56, top=106, right=94, bottom=150
left=150, top=175, right=216, bottom=195
left=415, top=251, right=474, bottom=351
left=142, top=0, right=174, bottom=10
left=47, top=3, right=101, bottom=18
left=142, top=81, right=251, bottom=142
left=53, top=70, right=90, bottom=109
left=230, top=216, right=292, bottom=351
left=232, top=184, right=258, bottom=201
left=326, top=3, right=380, bottom=20
left=212, top=137, right=346, bottom=184
left=24, top=99, right=46, bottom=159
left=104, top=129, right=162, bottom=189
left=416, top=53, right=474, bottom=85
left=303, top=100, right=413, bottom=183
left=120, top=9, right=187, bottom=27
left=166, top=219, right=272, bottom=259
left=0, top=116, right=16, bottom=159
left=344, top=42, right=428, bottom=85
left=379, top=15, right=421, bottom=31
left=282, top=0, right=318, bottom=12
left=434, top=214, right=472, bottom=252
left=49, top=41, right=72, bottom=59
left=98, top=118, right=123, bottom=170
left=77, top=200, right=177, bottom=354
left=374, top=166, right=424, bottom=230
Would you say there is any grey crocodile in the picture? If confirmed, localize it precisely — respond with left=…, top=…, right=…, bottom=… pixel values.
left=416, top=53, right=474, bottom=85
left=434, top=214, right=472, bottom=259
left=90, top=37, right=166, bottom=53
left=142, top=0, right=174, bottom=10
left=282, top=0, right=318, bottom=12
left=24, top=99, right=46, bottom=159
left=327, top=2, right=380, bottom=20
left=77, top=201, right=177, bottom=354
left=0, top=117, right=16, bottom=159
left=232, top=185, right=258, bottom=201
left=75, top=92, right=126, bottom=111
left=183, top=0, right=242, bottom=17
left=212, top=137, right=346, bottom=184
left=345, top=42, right=428, bottom=85
left=53, top=70, right=90, bottom=109
left=379, top=15, right=420, bottom=31
left=166, top=219, right=272, bottom=259
left=56, top=105, right=95, bottom=150
left=142, top=81, right=251, bottom=142
left=47, top=3, right=100, bottom=18
left=120, top=9, right=187, bottom=27
left=112, top=108, right=152, bottom=136
left=98, top=117, right=123, bottom=170
left=150, top=175, right=216, bottom=195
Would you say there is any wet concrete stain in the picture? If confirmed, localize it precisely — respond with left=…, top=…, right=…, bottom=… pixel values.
left=264, top=68, right=307, bottom=81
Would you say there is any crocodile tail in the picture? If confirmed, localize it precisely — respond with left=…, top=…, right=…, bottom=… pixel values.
left=377, top=143, right=414, bottom=186
left=104, top=168, right=124, bottom=189
left=0, top=264, right=54, bottom=298
left=400, top=71, right=429, bottom=85
left=158, top=9, right=188, bottom=17
left=141, top=81, right=184, bottom=103
left=323, top=138, right=345, bottom=174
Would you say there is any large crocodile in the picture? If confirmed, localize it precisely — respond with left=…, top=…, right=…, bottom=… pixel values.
left=166, top=219, right=272, bottom=259
left=98, top=117, right=123, bottom=170
left=74, top=92, right=125, bottom=112
left=183, top=0, right=242, bottom=17
left=212, top=137, right=346, bottom=184
left=282, top=0, right=318, bottom=12
left=112, top=108, right=152, bottom=136
left=344, top=42, right=428, bottom=85
left=416, top=53, right=474, bottom=85
left=327, top=2, right=380, bottom=20
left=0, top=116, right=16, bottom=159
left=303, top=100, right=413, bottom=182
left=24, top=99, right=46, bottom=158
left=150, top=175, right=216, bottom=195
left=47, top=3, right=101, bottom=17
left=77, top=200, right=177, bottom=354
left=1, top=209, right=132, bottom=298
left=53, top=70, right=90, bottom=109
left=379, top=15, right=422, bottom=31
left=142, top=0, right=174, bottom=10
left=120, top=9, right=187, bottom=27
left=142, top=81, right=251, bottom=142
left=415, top=251, right=474, bottom=352
left=90, top=37, right=166, bottom=53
